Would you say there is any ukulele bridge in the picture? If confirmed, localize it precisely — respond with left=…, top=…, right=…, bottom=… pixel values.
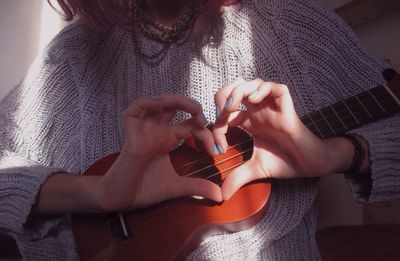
left=107, top=212, right=131, bottom=240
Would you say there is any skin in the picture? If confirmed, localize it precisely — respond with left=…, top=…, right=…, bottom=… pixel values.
left=37, top=94, right=222, bottom=213
left=37, top=79, right=370, bottom=214
left=213, top=78, right=370, bottom=200
left=36, top=0, right=370, bottom=214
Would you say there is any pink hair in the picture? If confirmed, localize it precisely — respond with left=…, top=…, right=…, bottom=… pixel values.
left=49, top=0, right=239, bottom=31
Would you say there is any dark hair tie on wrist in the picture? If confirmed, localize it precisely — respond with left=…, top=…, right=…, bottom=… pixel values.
left=339, top=134, right=365, bottom=174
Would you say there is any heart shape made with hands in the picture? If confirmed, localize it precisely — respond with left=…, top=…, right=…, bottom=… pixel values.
left=72, top=126, right=272, bottom=261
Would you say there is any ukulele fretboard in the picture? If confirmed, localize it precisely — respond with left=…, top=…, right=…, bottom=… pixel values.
left=300, top=80, right=400, bottom=139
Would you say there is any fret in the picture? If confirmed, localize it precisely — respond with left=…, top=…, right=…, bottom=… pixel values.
left=329, top=105, right=348, bottom=131
left=388, top=81, right=400, bottom=102
left=301, top=115, right=318, bottom=135
left=302, top=114, right=324, bottom=138
left=355, top=95, right=372, bottom=118
left=300, top=75, right=400, bottom=138
left=332, top=102, right=359, bottom=130
left=343, top=97, right=369, bottom=124
left=370, top=86, right=399, bottom=113
left=321, top=106, right=347, bottom=134
left=305, top=84, right=400, bottom=136
left=358, top=91, right=386, bottom=118
left=383, top=83, right=400, bottom=105
left=310, top=111, right=334, bottom=138
left=367, top=89, right=386, bottom=113
left=318, top=111, right=336, bottom=135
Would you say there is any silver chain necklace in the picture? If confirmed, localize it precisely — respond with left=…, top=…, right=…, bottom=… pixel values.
left=130, top=0, right=203, bottom=65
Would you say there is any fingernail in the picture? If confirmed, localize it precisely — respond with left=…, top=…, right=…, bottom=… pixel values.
left=200, top=112, right=209, bottom=127
left=213, top=144, right=220, bottom=155
left=225, top=97, right=233, bottom=108
left=190, top=99, right=201, bottom=106
left=215, top=106, right=221, bottom=118
left=249, top=90, right=259, bottom=99
left=173, top=139, right=185, bottom=150
left=216, top=144, right=223, bottom=154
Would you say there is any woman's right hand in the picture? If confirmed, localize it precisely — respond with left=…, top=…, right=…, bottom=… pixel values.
left=96, top=94, right=222, bottom=212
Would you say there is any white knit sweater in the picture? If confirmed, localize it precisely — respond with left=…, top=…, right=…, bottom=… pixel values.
left=1, top=0, right=399, bottom=260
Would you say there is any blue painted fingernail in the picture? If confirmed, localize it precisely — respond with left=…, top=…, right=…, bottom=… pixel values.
left=215, top=106, right=221, bottom=118
left=200, top=112, right=209, bottom=127
left=249, top=90, right=259, bottom=99
left=216, top=144, right=223, bottom=154
left=177, top=139, right=185, bottom=145
left=190, top=99, right=201, bottom=106
left=225, top=97, right=233, bottom=108
left=213, top=144, right=220, bottom=155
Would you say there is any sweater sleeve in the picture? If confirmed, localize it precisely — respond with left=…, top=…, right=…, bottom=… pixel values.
left=0, top=33, right=80, bottom=245
left=252, top=0, right=400, bottom=203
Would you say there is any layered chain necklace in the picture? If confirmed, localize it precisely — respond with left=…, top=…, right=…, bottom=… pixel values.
left=130, top=0, right=203, bottom=65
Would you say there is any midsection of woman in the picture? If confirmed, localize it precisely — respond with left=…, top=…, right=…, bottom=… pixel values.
left=66, top=5, right=320, bottom=258
left=57, top=1, right=383, bottom=258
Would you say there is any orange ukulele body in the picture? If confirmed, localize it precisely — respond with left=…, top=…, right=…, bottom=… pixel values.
left=72, top=127, right=272, bottom=261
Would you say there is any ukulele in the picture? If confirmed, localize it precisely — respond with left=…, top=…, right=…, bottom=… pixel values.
left=72, top=71, right=400, bottom=261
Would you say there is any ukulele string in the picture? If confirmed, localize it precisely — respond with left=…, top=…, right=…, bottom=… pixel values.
left=174, top=138, right=253, bottom=171
left=302, top=91, right=398, bottom=134
left=283, top=88, right=399, bottom=135
left=305, top=94, right=392, bottom=124
left=123, top=85, right=400, bottom=226
left=304, top=89, right=396, bottom=123
left=125, top=158, right=250, bottom=227
left=174, top=88, right=398, bottom=174
left=125, top=136, right=254, bottom=223
left=181, top=146, right=253, bottom=178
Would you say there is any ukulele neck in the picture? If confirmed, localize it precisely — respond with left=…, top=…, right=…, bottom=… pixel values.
left=300, top=74, right=400, bottom=138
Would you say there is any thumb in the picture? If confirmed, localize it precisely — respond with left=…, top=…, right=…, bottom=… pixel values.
left=221, top=162, right=260, bottom=201
left=173, top=177, right=222, bottom=203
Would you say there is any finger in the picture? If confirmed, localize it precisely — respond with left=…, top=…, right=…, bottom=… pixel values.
left=213, top=78, right=247, bottom=153
left=124, top=97, right=164, bottom=118
left=173, top=176, right=222, bottom=202
left=223, top=162, right=269, bottom=201
left=246, top=82, right=288, bottom=104
left=123, top=97, right=164, bottom=129
left=161, top=95, right=208, bottom=128
left=161, top=108, right=178, bottom=123
left=172, top=119, right=218, bottom=155
left=214, top=77, right=246, bottom=119
left=222, top=79, right=264, bottom=115
left=213, top=79, right=263, bottom=152
left=172, top=119, right=194, bottom=140
left=226, top=110, right=248, bottom=127
left=212, top=111, right=247, bottom=153
left=246, top=81, right=271, bottom=103
left=191, top=126, right=220, bottom=156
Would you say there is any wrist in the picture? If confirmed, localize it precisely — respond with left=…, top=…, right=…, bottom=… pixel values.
left=323, top=137, right=355, bottom=174
left=37, top=173, right=104, bottom=214
left=96, top=153, right=149, bottom=212
left=323, top=135, right=370, bottom=175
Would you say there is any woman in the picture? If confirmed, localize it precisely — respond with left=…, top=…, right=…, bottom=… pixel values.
left=0, top=0, right=399, bottom=260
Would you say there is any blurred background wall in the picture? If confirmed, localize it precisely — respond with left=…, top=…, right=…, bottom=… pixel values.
left=0, top=0, right=69, bottom=99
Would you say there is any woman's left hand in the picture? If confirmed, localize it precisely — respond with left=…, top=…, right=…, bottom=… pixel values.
left=213, top=78, right=354, bottom=200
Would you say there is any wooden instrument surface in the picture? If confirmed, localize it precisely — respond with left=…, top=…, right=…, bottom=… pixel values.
left=72, top=127, right=272, bottom=261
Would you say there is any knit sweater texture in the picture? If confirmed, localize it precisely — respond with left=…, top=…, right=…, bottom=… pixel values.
left=1, top=0, right=400, bottom=260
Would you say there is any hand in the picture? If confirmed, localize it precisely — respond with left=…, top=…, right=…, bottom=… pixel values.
left=97, top=94, right=222, bottom=211
left=213, top=78, right=353, bottom=200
